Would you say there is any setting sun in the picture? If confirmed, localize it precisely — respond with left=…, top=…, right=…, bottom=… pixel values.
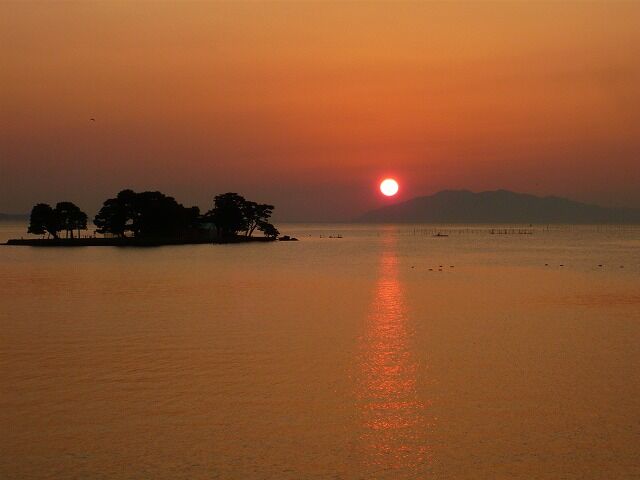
left=380, top=179, right=399, bottom=197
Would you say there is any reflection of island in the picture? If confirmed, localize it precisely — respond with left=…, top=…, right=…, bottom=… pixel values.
left=7, top=190, right=288, bottom=246
left=357, top=231, right=431, bottom=475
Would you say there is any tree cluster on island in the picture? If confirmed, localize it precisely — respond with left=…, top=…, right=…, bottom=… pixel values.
left=28, top=202, right=88, bottom=239
left=28, top=190, right=280, bottom=241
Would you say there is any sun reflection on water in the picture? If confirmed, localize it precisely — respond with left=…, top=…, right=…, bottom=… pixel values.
left=357, top=232, right=432, bottom=476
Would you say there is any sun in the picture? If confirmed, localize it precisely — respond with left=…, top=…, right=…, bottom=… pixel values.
left=380, top=178, right=399, bottom=196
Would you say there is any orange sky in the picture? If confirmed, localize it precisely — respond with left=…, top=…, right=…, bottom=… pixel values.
left=1, top=2, right=639, bottom=220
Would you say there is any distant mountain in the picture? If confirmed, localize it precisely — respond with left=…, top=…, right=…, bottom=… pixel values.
left=0, top=213, right=28, bottom=221
left=357, top=190, right=640, bottom=224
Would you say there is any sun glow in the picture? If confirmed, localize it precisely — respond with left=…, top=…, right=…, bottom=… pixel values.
left=380, top=179, right=399, bottom=197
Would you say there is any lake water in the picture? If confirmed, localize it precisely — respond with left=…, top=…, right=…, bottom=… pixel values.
left=1, top=222, right=639, bottom=479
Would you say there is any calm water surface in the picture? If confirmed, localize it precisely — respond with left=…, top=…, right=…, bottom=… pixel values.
left=1, top=222, right=639, bottom=479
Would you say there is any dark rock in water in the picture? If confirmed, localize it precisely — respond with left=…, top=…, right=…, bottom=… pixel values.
left=278, top=235, right=299, bottom=241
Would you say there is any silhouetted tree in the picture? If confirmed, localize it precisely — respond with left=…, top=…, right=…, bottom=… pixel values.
left=55, top=202, right=88, bottom=239
left=206, top=192, right=248, bottom=238
left=205, top=193, right=278, bottom=239
left=94, top=189, right=199, bottom=239
left=243, top=201, right=275, bottom=237
left=28, top=203, right=59, bottom=238
left=129, top=191, right=200, bottom=238
left=94, top=189, right=135, bottom=237
left=258, top=221, right=279, bottom=239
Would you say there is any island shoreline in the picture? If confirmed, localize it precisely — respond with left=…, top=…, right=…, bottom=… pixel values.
left=4, top=236, right=278, bottom=247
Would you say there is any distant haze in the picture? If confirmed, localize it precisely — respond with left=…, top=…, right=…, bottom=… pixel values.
left=1, top=2, right=640, bottom=221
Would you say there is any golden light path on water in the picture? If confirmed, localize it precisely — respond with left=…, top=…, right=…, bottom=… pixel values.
left=357, top=230, right=432, bottom=476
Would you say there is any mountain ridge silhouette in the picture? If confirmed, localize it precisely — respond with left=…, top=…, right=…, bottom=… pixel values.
left=357, top=189, right=640, bottom=223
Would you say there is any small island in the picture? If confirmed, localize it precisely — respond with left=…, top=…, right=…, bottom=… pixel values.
left=6, top=189, right=292, bottom=247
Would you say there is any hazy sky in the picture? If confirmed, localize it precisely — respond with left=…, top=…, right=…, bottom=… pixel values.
left=1, top=1, right=639, bottom=220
